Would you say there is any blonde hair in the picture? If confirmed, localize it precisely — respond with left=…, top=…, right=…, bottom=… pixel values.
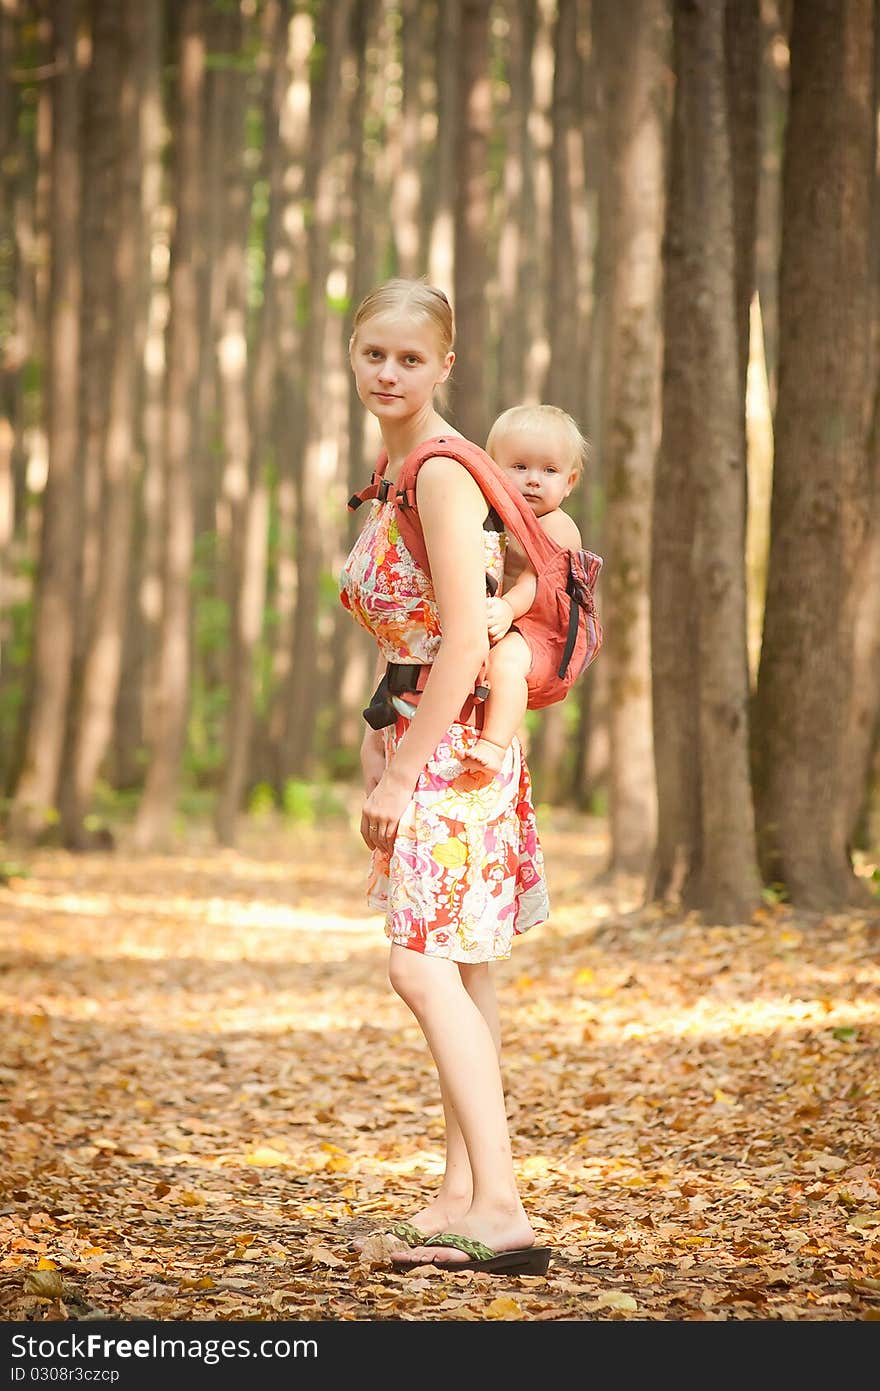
left=350, top=278, right=455, bottom=356
left=487, top=403, right=589, bottom=480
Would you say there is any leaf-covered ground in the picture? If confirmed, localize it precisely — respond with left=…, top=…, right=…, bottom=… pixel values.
left=1, top=800, right=879, bottom=1323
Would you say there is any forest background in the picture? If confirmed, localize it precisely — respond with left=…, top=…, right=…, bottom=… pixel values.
left=0, top=0, right=878, bottom=927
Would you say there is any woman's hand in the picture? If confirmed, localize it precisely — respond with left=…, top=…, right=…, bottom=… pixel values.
left=361, top=727, right=386, bottom=797
left=360, top=764, right=414, bottom=856
left=487, top=596, right=514, bottom=644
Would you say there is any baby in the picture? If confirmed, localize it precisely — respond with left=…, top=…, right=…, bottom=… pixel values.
left=460, top=403, right=587, bottom=783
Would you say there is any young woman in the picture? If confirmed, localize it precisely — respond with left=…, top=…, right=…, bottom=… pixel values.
left=339, top=278, right=552, bottom=1275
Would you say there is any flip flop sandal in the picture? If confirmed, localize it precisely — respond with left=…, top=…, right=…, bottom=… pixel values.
left=391, top=1231, right=552, bottom=1275
left=387, top=1220, right=435, bottom=1247
left=351, top=1220, right=435, bottom=1253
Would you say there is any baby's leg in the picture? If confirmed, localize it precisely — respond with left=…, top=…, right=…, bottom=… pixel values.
left=459, top=631, right=531, bottom=783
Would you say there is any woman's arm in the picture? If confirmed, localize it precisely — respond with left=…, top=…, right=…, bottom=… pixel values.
left=388, top=456, right=489, bottom=783
left=361, top=456, right=489, bottom=852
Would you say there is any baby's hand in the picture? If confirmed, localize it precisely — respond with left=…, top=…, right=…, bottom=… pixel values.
left=486, top=596, right=514, bottom=644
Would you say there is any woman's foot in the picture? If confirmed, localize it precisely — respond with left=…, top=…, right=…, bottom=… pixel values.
left=391, top=1203, right=536, bottom=1268
left=457, top=738, right=508, bottom=788
left=351, top=1192, right=472, bottom=1254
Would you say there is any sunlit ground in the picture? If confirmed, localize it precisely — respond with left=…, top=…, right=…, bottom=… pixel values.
left=1, top=801, right=878, bottom=1321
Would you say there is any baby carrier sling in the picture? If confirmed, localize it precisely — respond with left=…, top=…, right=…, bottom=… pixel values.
left=348, top=434, right=603, bottom=730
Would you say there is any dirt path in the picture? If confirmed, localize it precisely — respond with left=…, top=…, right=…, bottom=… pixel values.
left=1, top=804, right=878, bottom=1322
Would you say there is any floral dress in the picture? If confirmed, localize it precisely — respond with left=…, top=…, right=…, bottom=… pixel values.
left=339, top=483, right=549, bottom=964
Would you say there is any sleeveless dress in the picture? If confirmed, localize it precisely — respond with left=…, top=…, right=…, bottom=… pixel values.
left=339, top=481, right=549, bottom=964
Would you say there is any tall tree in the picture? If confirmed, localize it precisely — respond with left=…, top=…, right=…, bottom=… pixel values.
left=113, top=0, right=164, bottom=790
left=427, top=0, right=459, bottom=299
left=215, top=0, right=289, bottom=846
left=392, top=0, right=423, bottom=277
left=753, top=0, right=876, bottom=908
left=62, top=0, right=152, bottom=846
left=495, top=0, right=536, bottom=414
left=594, top=0, right=666, bottom=873
left=452, top=0, right=491, bottom=444
left=650, top=0, right=762, bottom=922
left=133, top=0, right=206, bottom=849
left=8, top=0, right=81, bottom=843
left=281, top=0, right=352, bottom=781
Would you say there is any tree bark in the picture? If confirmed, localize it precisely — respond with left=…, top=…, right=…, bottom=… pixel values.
left=113, top=0, right=164, bottom=790
left=61, top=0, right=148, bottom=846
left=753, top=0, right=875, bottom=909
left=215, top=0, right=289, bottom=846
left=8, top=0, right=81, bottom=844
left=495, top=0, right=535, bottom=415
left=594, top=0, right=666, bottom=873
left=647, top=8, right=701, bottom=905
left=427, top=0, right=459, bottom=300
left=282, top=0, right=352, bottom=781
left=392, top=0, right=423, bottom=277
left=132, top=0, right=206, bottom=850
left=452, top=0, right=491, bottom=444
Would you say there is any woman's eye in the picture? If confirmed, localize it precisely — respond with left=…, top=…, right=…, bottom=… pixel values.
left=404, top=356, right=421, bottom=366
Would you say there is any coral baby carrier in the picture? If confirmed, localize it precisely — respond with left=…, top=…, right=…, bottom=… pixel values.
left=348, top=434, right=603, bottom=729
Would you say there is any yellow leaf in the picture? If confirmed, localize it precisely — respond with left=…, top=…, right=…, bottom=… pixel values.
left=320, top=1142, right=346, bottom=1155
left=24, top=1270, right=63, bottom=1298
left=341, top=1183, right=358, bottom=1199
left=486, top=1296, right=524, bottom=1320
left=325, top=1154, right=350, bottom=1173
left=178, top=1190, right=206, bottom=1206
left=180, top=1275, right=215, bottom=1291
left=589, top=1292, right=638, bottom=1312
left=36, top=1257, right=57, bottom=1270
left=713, top=1089, right=736, bottom=1106
left=309, top=1245, right=345, bottom=1268
left=574, top=968, right=595, bottom=984
left=514, top=975, right=535, bottom=992
left=245, top=1146, right=288, bottom=1167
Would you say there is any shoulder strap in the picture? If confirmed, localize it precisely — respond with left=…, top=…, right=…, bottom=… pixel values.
left=347, top=448, right=391, bottom=512
left=394, top=435, right=561, bottom=579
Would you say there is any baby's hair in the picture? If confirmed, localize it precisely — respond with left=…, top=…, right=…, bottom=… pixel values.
left=350, top=278, right=455, bottom=357
left=486, top=403, right=589, bottom=480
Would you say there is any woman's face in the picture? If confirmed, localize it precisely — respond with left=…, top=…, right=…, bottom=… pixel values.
left=350, top=313, right=454, bottom=421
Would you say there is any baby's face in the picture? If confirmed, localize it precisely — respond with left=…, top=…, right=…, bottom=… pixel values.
left=491, top=430, right=578, bottom=518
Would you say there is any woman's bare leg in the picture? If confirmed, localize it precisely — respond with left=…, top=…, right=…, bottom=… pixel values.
left=388, top=945, right=535, bottom=1265
left=389, top=962, right=502, bottom=1238
left=459, top=632, right=531, bottom=783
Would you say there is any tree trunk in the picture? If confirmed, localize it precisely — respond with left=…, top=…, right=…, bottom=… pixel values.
left=132, top=0, right=205, bottom=850
left=427, top=0, right=459, bottom=299
left=452, top=0, right=491, bottom=444
left=8, top=0, right=81, bottom=845
left=281, top=0, right=352, bottom=782
left=392, top=0, right=422, bottom=278
left=647, top=8, right=701, bottom=905
left=594, top=0, right=666, bottom=874
left=755, top=0, right=789, bottom=412
left=675, top=0, right=762, bottom=922
left=495, top=0, right=535, bottom=415
left=753, top=0, right=875, bottom=909
left=263, top=6, right=313, bottom=787
left=328, top=0, right=380, bottom=761
left=61, top=0, right=147, bottom=846
left=215, top=0, right=289, bottom=846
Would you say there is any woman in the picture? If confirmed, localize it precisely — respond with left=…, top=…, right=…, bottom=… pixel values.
left=339, top=278, right=551, bottom=1275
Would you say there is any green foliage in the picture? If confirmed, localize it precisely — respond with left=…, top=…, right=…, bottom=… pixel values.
left=831, top=1027, right=859, bottom=1043
left=248, top=781, right=276, bottom=817
left=762, top=882, right=790, bottom=905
